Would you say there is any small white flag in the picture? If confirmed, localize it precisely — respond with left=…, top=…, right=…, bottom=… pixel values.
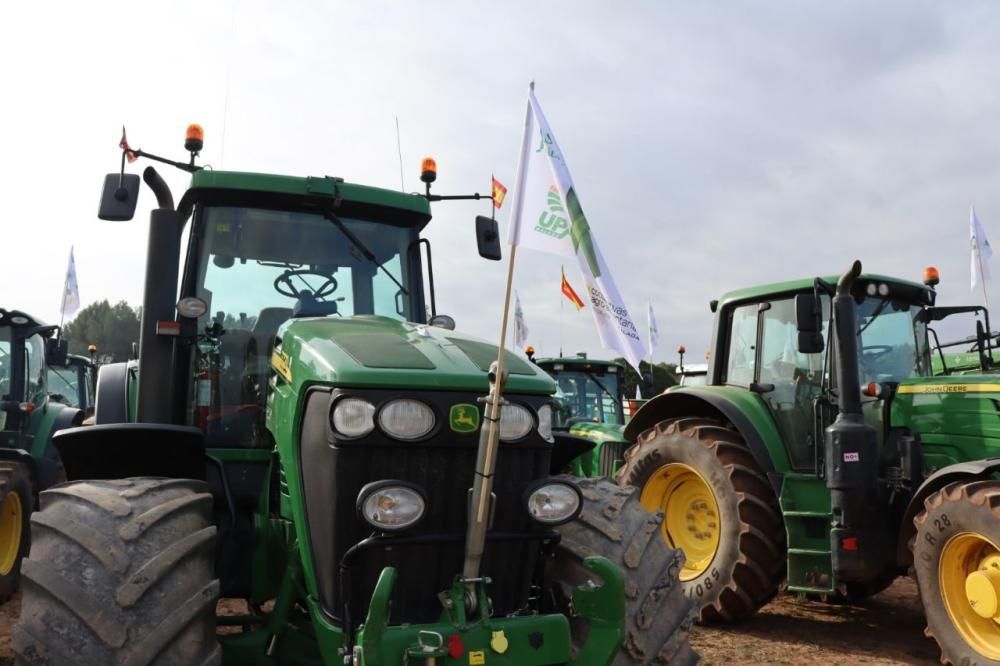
left=971, top=206, right=993, bottom=292
left=513, top=290, right=529, bottom=349
left=61, top=247, right=80, bottom=319
left=506, top=84, right=648, bottom=370
left=647, top=302, right=659, bottom=356
left=635, top=384, right=642, bottom=400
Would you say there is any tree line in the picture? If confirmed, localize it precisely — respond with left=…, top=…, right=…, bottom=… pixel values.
left=61, top=300, right=140, bottom=362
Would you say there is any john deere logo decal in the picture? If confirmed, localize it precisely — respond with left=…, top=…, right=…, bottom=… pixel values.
left=450, top=404, right=480, bottom=433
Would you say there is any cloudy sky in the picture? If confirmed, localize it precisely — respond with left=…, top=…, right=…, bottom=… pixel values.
left=3, top=2, right=1000, bottom=365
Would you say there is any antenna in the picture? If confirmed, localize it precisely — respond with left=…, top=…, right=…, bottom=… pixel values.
left=395, top=116, right=405, bottom=191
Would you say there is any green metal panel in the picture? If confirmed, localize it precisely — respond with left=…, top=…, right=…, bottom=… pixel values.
left=716, top=273, right=931, bottom=312
left=779, top=473, right=833, bottom=593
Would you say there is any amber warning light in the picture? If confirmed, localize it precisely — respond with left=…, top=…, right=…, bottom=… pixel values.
left=185, top=124, right=204, bottom=153
left=923, top=266, right=940, bottom=287
left=420, top=157, right=437, bottom=184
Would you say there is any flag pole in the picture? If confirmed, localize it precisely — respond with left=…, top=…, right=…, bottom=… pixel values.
left=979, top=246, right=991, bottom=311
left=462, top=243, right=518, bottom=588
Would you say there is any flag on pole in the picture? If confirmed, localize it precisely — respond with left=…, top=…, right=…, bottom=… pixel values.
left=60, top=247, right=80, bottom=319
left=507, top=84, right=647, bottom=369
left=492, top=176, right=508, bottom=209
left=561, top=267, right=585, bottom=311
left=647, top=302, right=659, bottom=356
left=513, top=290, right=529, bottom=348
left=971, top=206, right=993, bottom=293
left=119, top=126, right=137, bottom=163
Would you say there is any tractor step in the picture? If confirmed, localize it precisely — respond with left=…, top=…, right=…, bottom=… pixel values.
left=780, top=473, right=835, bottom=592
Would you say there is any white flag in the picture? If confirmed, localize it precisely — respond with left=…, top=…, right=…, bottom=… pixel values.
left=60, top=247, right=80, bottom=319
left=513, top=290, right=529, bottom=349
left=971, top=206, right=993, bottom=292
left=647, top=302, right=659, bottom=356
left=506, top=85, right=648, bottom=370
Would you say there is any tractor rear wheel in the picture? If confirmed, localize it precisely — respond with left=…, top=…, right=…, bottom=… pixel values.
left=616, top=417, right=785, bottom=623
left=913, top=479, right=1000, bottom=665
left=13, top=477, right=221, bottom=666
left=552, top=476, right=698, bottom=665
left=0, top=462, right=31, bottom=603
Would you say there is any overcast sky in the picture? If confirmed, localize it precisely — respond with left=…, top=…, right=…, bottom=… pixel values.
left=3, top=2, right=1000, bottom=365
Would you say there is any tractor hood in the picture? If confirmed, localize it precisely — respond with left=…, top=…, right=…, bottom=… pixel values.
left=273, top=315, right=555, bottom=394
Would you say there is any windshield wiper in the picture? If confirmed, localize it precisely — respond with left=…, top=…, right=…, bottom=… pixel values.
left=585, top=372, right=616, bottom=402
left=858, top=298, right=890, bottom=336
left=321, top=211, right=408, bottom=295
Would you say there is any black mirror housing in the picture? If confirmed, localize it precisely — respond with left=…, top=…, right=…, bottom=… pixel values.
left=98, top=173, right=141, bottom=221
left=46, top=337, right=69, bottom=367
left=475, top=216, right=502, bottom=261
left=795, top=293, right=824, bottom=354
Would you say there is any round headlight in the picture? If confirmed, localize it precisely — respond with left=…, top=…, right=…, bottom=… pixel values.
left=378, top=399, right=435, bottom=440
left=537, top=404, right=553, bottom=443
left=176, top=296, right=209, bottom=319
left=526, top=481, right=582, bottom=526
left=499, top=403, right=534, bottom=441
left=865, top=283, right=877, bottom=296
left=331, top=397, right=376, bottom=438
left=357, top=481, right=426, bottom=532
left=877, top=282, right=890, bottom=297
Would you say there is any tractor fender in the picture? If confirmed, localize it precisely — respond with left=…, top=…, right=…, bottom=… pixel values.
left=550, top=431, right=596, bottom=474
left=93, top=361, right=132, bottom=424
left=0, top=448, right=38, bottom=496
left=895, top=457, right=1000, bottom=567
left=53, top=423, right=205, bottom=482
left=624, top=390, right=780, bottom=491
left=33, top=403, right=85, bottom=491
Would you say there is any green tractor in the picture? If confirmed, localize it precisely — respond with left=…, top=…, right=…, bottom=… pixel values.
left=532, top=355, right=632, bottom=481
left=47, top=350, right=98, bottom=417
left=0, top=309, right=83, bottom=601
left=13, top=128, right=694, bottom=665
left=615, top=260, right=1000, bottom=663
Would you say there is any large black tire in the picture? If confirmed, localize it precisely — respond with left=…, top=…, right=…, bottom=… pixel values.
left=913, top=480, right=1000, bottom=665
left=552, top=477, right=699, bottom=665
left=0, top=462, right=32, bottom=603
left=616, top=417, right=785, bottom=623
left=13, top=478, right=221, bottom=666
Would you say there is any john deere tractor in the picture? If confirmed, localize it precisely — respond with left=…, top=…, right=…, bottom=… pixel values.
left=616, top=260, right=1000, bottom=663
left=47, top=351, right=97, bottom=416
left=13, top=127, right=694, bottom=665
left=533, top=355, right=632, bottom=480
left=0, top=309, right=81, bottom=601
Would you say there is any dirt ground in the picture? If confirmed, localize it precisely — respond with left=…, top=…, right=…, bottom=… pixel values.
left=0, top=580, right=941, bottom=665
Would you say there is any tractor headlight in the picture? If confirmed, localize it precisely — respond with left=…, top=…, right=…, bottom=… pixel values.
left=537, top=404, right=554, bottom=442
left=357, top=481, right=426, bottom=532
left=378, top=399, right=436, bottom=441
left=331, top=397, right=376, bottom=438
left=499, top=403, right=534, bottom=441
left=525, top=480, right=583, bottom=526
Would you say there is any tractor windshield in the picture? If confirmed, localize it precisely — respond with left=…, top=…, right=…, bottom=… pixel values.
left=856, top=297, right=931, bottom=383
left=552, top=370, right=624, bottom=427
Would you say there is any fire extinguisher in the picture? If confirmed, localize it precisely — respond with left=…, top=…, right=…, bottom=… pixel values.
left=195, top=354, right=218, bottom=432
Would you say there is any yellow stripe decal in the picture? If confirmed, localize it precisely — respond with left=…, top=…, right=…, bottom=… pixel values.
left=897, top=384, right=1000, bottom=395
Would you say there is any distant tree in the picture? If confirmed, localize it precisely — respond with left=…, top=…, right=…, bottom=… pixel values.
left=613, top=358, right=678, bottom=398
left=62, top=300, right=141, bottom=362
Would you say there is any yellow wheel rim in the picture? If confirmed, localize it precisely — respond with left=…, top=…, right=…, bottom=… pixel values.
left=939, top=531, right=1000, bottom=659
left=640, top=463, right=721, bottom=581
left=0, top=490, right=23, bottom=576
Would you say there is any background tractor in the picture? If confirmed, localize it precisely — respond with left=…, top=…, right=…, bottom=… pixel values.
left=616, top=260, right=1000, bottom=663
left=47, top=351, right=97, bottom=416
left=0, top=309, right=82, bottom=602
left=13, top=128, right=695, bottom=665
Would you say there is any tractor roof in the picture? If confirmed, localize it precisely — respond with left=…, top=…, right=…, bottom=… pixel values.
left=534, top=356, right=625, bottom=372
left=185, top=170, right=432, bottom=219
left=0, top=309, right=46, bottom=328
left=717, top=272, right=933, bottom=310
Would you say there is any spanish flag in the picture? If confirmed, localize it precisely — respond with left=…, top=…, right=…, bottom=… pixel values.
left=492, top=175, right=507, bottom=209
left=561, top=267, right=585, bottom=311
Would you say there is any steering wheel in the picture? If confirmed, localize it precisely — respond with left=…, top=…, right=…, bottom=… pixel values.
left=273, top=270, right=338, bottom=299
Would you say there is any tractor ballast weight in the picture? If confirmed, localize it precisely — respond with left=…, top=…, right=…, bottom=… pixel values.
left=822, top=260, right=883, bottom=583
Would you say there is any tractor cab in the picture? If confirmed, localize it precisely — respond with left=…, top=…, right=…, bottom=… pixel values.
left=47, top=353, right=97, bottom=415
left=535, top=355, right=625, bottom=429
left=0, top=310, right=68, bottom=441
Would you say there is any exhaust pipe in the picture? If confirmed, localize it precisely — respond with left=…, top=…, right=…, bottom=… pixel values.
left=825, top=260, right=885, bottom=585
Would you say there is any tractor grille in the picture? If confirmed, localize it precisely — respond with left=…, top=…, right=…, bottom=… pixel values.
left=298, top=388, right=554, bottom=625
left=599, top=440, right=629, bottom=478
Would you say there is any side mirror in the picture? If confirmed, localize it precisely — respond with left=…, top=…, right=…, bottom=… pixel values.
left=795, top=293, right=824, bottom=354
left=98, top=173, right=141, bottom=221
left=47, top=338, right=69, bottom=367
left=475, top=216, right=502, bottom=261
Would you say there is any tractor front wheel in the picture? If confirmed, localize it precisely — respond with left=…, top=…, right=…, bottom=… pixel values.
left=0, top=462, right=32, bottom=603
left=913, top=479, right=1000, bottom=664
left=551, top=477, right=698, bottom=665
left=616, top=417, right=785, bottom=623
left=13, top=477, right=221, bottom=665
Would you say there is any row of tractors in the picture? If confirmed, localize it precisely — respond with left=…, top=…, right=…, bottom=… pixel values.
left=4, top=123, right=1000, bottom=665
